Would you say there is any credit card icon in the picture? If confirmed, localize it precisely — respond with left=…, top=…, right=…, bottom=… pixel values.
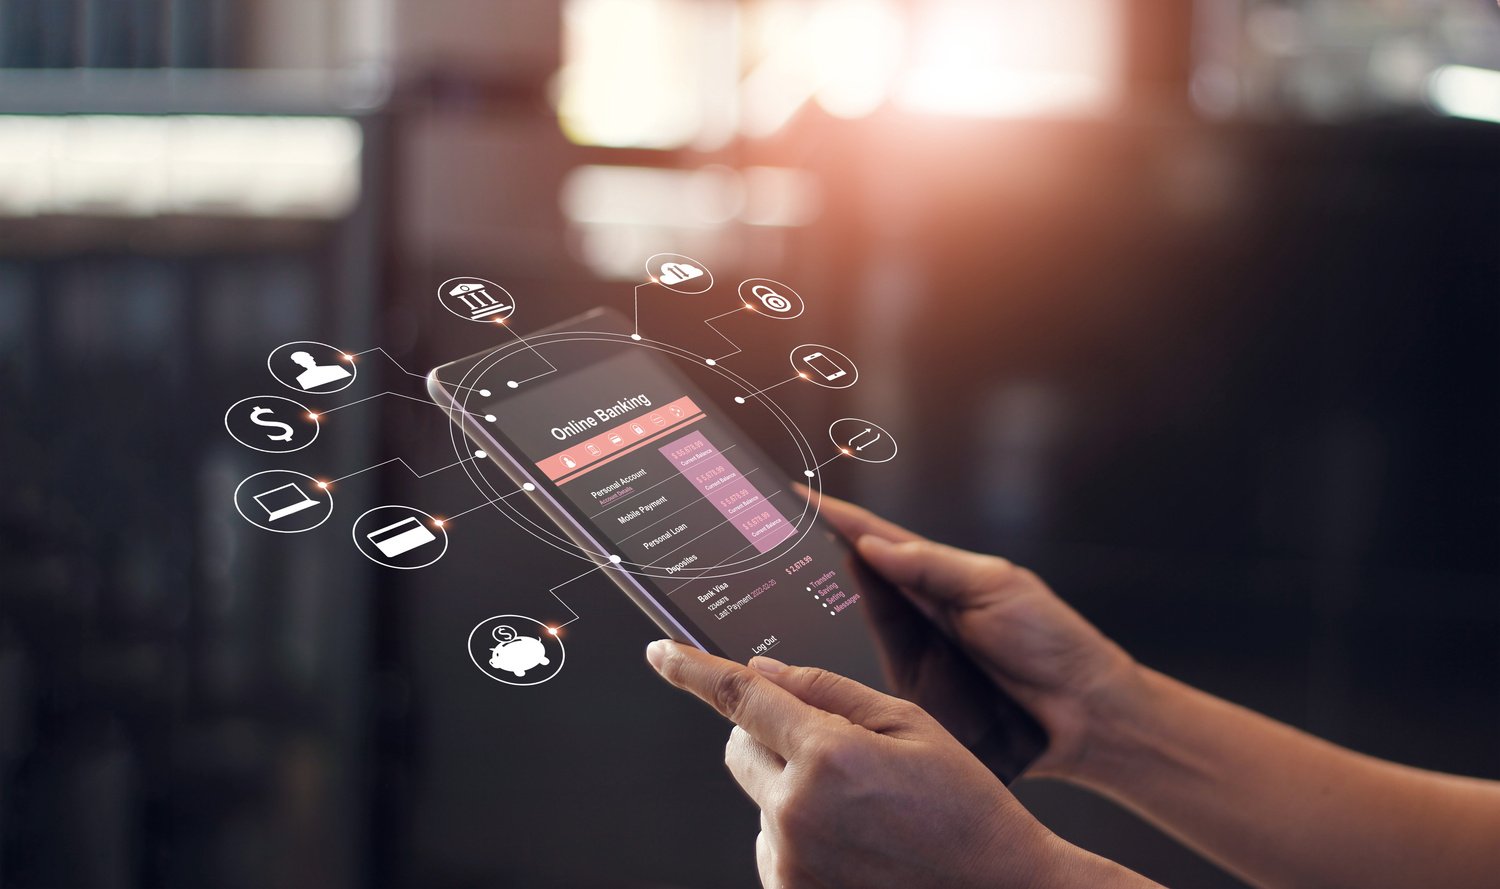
left=367, top=516, right=437, bottom=558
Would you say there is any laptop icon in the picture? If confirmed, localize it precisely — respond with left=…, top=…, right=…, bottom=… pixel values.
left=253, top=482, right=319, bottom=521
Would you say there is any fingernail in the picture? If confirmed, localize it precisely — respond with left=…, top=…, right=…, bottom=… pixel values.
left=791, top=482, right=810, bottom=497
left=646, top=639, right=672, bottom=671
left=856, top=533, right=892, bottom=553
left=749, top=655, right=787, bottom=675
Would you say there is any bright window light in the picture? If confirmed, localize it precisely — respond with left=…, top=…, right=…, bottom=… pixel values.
left=1428, top=65, right=1500, bottom=125
left=559, top=0, right=1122, bottom=148
left=895, top=0, right=1121, bottom=118
left=0, top=115, right=362, bottom=218
left=557, top=0, right=738, bottom=150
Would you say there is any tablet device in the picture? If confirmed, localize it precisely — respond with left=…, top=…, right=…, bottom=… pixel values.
left=428, top=307, right=1045, bottom=782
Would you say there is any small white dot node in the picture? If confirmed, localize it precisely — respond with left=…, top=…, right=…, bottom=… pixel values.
left=631, top=333, right=642, bottom=341
left=803, top=470, right=815, bottom=478
left=507, top=381, right=519, bottom=389
left=706, top=358, right=716, bottom=366
left=806, top=587, right=812, bottom=592
left=485, top=414, right=497, bottom=422
left=609, top=554, right=622, bottom=564
left=480, top=389, right=491, bottom=397
left=734, top=396, right=745, bottom=404
left=522, top=483, right=536, bottom=492
left=473, top=450, right=486, bottom=459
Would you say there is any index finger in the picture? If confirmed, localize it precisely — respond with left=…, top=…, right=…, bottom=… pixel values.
left=647, top=640, right=830, bottom=759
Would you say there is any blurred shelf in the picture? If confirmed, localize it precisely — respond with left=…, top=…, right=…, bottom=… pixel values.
left=0, top=67, right=391, bottom=115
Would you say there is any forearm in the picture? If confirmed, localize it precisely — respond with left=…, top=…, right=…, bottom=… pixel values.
left=1037, top=835, right=1166, bottom=889
left=1066, top=667, right=1500, bottom=889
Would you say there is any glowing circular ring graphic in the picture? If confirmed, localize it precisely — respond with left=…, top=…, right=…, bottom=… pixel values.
left=467, top=614, right=566, bottom=686
left=232, top=470, right=333, bottom=534
left=267, top=341, right=357, bottom=394
left=351, top=505, right=450, bottom=570
left=224, top=395, right=320, bottom=454
left=443, top=329, right=826, bottom=582
left=646, top=253, right=715, bottom=295
left=829, top=417, right=899, bottom=464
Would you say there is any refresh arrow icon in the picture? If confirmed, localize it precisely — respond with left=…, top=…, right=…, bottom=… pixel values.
left=848, top=427, right=882, bottom=452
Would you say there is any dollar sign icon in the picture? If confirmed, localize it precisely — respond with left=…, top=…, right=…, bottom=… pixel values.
left=250, top=406, right=295, bottom=442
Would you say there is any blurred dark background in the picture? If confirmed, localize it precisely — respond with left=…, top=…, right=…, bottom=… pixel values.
left=2, top=1, right=1499, bottom=887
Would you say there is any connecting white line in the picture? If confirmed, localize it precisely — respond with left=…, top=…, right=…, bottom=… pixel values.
left=316, top=389, right=483, bottom=419
left=496, top=318, right=559, bottom=388
left=804, top=450, right=846, bottom=477
left=704, top=304, right=751, bottom=363
left=550, top=556, right=621, bottom=629
left=632, top=281, right=650, bottom=339
left=327, top=452, right=482, bottom=486
left=734, top=374, right=803, bottom=404
left=631, top=281, right=755, bottom=366
left=351, top=347, right=485, bottom=394
left=442, top=485, right=533, bottom=523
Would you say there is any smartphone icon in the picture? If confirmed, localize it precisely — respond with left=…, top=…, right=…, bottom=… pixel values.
left=801, top=351, right=846, bottom=382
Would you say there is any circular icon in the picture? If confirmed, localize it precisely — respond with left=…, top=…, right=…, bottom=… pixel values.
left=467, top=614, right=566, bottom=686
left=646, top=252, right=714, bottom=295
left=267, top=341, right=357, bottom=395
left=224, top=395, right=319, bottom=454
left=738, top=278, right=804, bottom=320
left=438, top=276, right=516, bottom=324
left=352, top=505, right=449, bottom=569
left=829, top=417, right=898, bottom=464
left=233, top=470, right=333, bottom=534
left=790, top=344, right=859, bottom=390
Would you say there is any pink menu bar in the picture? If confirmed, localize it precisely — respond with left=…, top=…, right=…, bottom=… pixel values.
left=540, top=395, right=702, bottom=482
left=658, top=430, right=796, bottom=554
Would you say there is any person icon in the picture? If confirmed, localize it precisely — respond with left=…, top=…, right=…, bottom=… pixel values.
left=290, top=350, right=353, bottom=391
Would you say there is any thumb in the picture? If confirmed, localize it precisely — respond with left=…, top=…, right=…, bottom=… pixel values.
left=856, top=533, right=1013, bottom=608
left=749, top=657, right=925, bottom=736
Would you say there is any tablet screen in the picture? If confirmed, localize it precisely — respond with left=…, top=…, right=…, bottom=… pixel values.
left=435, top=309, right=1047, bottom=782
left=450, top=333, right=890, bottom=687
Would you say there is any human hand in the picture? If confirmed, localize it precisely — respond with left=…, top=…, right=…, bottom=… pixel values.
left=646, top=641, right=1150, bottom=889
left=812, top=491, right=1139, bottom=780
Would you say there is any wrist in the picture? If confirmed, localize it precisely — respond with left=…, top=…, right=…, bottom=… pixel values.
left=1031, top=833, right=1164, bottom=889
left=1059, top=661, right=1172, bottom=789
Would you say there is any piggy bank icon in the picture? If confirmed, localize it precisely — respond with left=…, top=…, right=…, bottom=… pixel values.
left=489, top=625, right=551, bottom=677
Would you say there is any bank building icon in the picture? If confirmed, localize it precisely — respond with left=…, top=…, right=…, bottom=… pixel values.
left=448, top=281, right=512, bottom=321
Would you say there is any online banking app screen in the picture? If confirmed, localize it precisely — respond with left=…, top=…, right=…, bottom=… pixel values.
left=470, top=344, right=887, bottom=676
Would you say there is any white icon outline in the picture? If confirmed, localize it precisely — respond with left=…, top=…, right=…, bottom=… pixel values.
left=233, top=470, right=333, bottom=534
left=224, top=395, right=320, bottom=454
left=790, top=343, right=859, bottom=390
left=267, top=341, right=357, bottom=394
left=352, top=505, right=449, bottom=570
left=829, top=417, right=899, bottom=464
left=467, top=614, right=567, bottom=686
left=646, top=252, right=715, bottom=294
left=738, top=278, right=805, bottom=320
left=437, top=276, right=517, bottom=325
